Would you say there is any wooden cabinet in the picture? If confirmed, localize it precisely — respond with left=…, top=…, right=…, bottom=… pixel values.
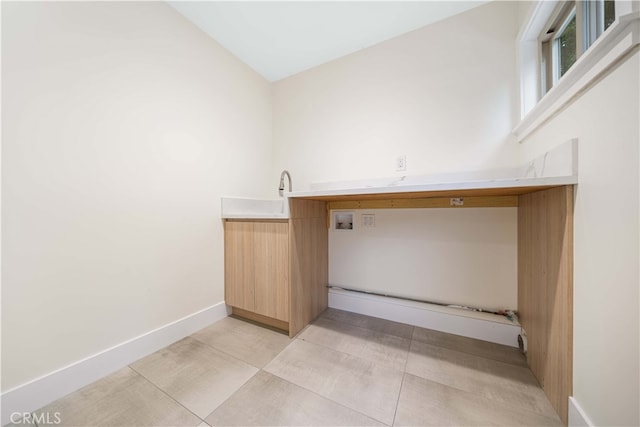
left=224, top=221, right=256, bottom=313
left=225, top=221, right=289, bottom=321
left=224, top=199, right=328, bottom=337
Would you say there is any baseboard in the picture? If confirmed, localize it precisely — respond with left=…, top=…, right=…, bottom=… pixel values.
left=568, top=397, right=594, bottom=426
left=1, top=302, right=230, bottom=426
left=328, top=288, right=520, bottom=347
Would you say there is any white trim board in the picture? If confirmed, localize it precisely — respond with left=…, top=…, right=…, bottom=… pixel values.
left=568, top=397, right=594, bottom=426
left=328, top=288, right=521, bottom=347
left=0, top=302, right=230, bottom=426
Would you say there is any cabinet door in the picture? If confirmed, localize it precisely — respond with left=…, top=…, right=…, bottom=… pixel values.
left=254, top=222, right=289, bottom=321
left=224, top=221, right=255, bottom=312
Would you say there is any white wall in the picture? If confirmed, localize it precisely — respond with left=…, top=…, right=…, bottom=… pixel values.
left=1, top=2, right=272, bottom=392
left=519, top=51, right=639, bottom=427
left=330, top=208, right=517, bottom=310
left=7, top=3, right=636, bottom=425
left=272, top=1, right=521, bottom=190
left=273, top=1, right=521, bottom=310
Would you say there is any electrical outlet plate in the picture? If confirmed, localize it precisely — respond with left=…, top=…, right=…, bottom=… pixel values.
left=362, top=214, right=375, bottom=227
left=396, top=155, right=407, bottom=171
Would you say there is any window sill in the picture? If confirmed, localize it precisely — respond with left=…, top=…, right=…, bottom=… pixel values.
left=513, top=12, right=639, bottom=142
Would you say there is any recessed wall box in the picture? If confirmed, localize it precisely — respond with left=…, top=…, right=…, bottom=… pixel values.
left=333, top=212, right=354, bottom=230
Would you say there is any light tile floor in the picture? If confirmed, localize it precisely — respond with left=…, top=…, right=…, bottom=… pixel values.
left=23, top=309, right=562, bottom=427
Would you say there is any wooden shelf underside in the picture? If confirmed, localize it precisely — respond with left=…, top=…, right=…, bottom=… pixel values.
left=294, top=185, right=562, bottom=202
left=328, top=195, right=518, bottom=210
left=294, top=185, right=566, bottom=209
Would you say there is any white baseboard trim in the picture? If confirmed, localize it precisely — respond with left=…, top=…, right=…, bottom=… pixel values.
left=1, top=302, right=230, bottom=426
left=568, top=396, right=594, bottom=426
left=328, top=288, right=521, bottom=347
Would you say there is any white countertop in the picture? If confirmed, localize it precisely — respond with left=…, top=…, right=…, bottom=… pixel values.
left=221, top=197, right=289, bottom=219
left=288, top=174, right=577, bottom=199
left=290, top=139, right=578, bottom=199
left=223, top=139, right=578, bottom=216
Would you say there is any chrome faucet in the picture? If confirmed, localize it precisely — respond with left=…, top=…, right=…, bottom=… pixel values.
left=278, top=170, right=292, bottom=197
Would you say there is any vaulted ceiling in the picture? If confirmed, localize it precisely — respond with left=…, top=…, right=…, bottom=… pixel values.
left=168, top=1, right=489, bottom=81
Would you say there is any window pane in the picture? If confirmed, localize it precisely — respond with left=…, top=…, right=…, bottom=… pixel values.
left=604, top=0, right=615, bottom=31
left=558, top=14, right=577, bottom=77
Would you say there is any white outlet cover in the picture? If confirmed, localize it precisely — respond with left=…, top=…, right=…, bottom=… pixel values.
left=396, top=155, right=407, bottom=171
left=362, top=214, right=376, bottom=227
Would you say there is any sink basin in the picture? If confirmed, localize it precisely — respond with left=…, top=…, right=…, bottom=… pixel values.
left=221, top=197, right=289, bottom=219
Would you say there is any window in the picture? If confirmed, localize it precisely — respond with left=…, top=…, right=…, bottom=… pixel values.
left=540, top=0, right=615, bottom=94
left=515, top=0, right=638, bottom=139
left=556, top=10, right=577, bottom=78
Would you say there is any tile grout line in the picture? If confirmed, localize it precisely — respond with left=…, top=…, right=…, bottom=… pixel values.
left=118, top=327, right=269, bottom=424
left=288, top=333, right=405, bottom=424
left=294, top=334, right=407, bottom=375
left=317, top=315, right=415, bottom=342
left=199, top=369, right=260, bottom=423
left=189, top=316, right=296, bottom=363
left=391, top=373, right=408, bottom=427
left=127, top=364, right=207, bottom=425
left=24, top=313, right=557, bottom=427
left=400, top=370, right=563, bottom=425
left=411, top=335, right=529, bottom=369
left=261, top=337, right=393, bottom=426
left=323, top=311, right=414, bottom=341
left=390, top=326, right=414, bottom=427
left=405, top=325, right=416, bottom=375
left=188, top=331, right=291, bottom=371
left=405, top=332, right=562, bottom=422
left=297, top=319, right=413, bottom=373
left=411, top=331, right=527, bottom=367
left=125, top=331, right=268, bottom=422
left=263, top=366, right=386, bottom=424
left=290, top=315, right=413, bottom=424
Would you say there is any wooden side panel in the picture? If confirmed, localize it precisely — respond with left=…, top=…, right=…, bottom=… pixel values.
left=311, top=216, right=329, bottom=317
left=224, top=221, right=255, bottom=312
left=254, top=222, right=290, bottom=322
left=518, top=186, right=573, bottom=424
left=289, top=218, right=310, bottom=337
left=289, top=199, right=328, bottom=337
left=289, top=198, right=327, bottom=219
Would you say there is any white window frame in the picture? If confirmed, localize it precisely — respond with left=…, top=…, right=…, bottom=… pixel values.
left=541, top=1, right=614, bottom=96
left=514, top=1, right=640, bottom=141
left=552, top=6, right=577, bottom=83
left=582, top=0, right=615, bottom=49
left=539, top=2, right=578, bottom=94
